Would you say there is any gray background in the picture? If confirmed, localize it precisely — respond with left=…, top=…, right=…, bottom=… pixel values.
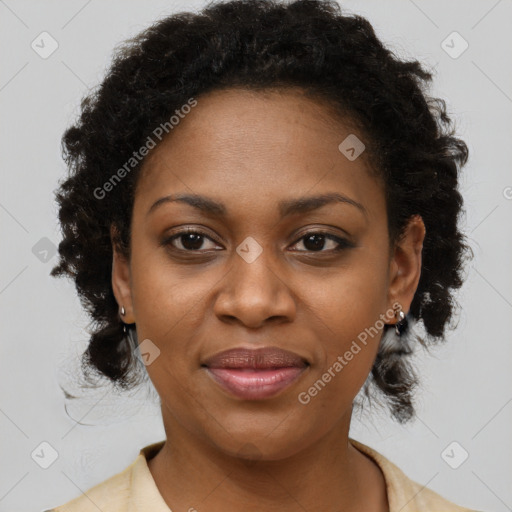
left=1, top=1, right=511, bottom=511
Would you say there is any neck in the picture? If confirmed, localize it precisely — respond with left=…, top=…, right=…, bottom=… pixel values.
left=147, top=405, right=388, bottom=512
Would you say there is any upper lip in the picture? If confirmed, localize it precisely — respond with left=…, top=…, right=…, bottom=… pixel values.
left=202, top=347, right=309, bottom=369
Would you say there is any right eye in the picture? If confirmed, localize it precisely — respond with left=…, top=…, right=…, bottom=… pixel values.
left=162, top=228, right=223, bottom=252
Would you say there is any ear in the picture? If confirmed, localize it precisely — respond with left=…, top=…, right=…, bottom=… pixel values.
left=111, top=224, right=135, bottom=324
left=387, top=214, right=426, bottom=319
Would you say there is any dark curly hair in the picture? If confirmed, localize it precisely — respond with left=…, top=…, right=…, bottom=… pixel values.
left=51, top=0, right=473, bottom=423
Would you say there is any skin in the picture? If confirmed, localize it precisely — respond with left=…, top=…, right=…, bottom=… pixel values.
left=111, top=87, right=426, bottom=512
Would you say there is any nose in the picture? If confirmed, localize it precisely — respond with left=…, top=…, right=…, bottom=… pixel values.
left=213, top=246, right=297, bottom=329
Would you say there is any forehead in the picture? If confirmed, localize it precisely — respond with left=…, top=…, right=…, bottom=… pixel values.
left=134, top=87, right=383, bottom=222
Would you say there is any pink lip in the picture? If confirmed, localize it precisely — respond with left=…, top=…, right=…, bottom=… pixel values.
left=202, top=347, right=309, bottom=400
left=205, top=367, right=307, bottom=400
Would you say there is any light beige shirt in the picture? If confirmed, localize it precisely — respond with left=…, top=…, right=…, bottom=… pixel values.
left=46, top=439, right=480, bottom=512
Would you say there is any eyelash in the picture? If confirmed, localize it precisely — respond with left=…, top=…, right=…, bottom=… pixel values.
left=162, top=228, right=352, bottom=254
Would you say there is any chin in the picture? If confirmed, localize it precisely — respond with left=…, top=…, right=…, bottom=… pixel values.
left=199, top=413, right=315, bottom=462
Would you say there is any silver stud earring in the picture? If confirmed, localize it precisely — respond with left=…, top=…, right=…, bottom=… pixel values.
left=394, top=308, right=407, bottom=336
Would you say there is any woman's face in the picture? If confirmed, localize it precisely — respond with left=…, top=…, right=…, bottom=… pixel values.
left=112, top=87, right=424, bottom=460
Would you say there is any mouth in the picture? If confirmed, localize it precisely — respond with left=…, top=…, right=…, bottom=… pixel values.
left=202, top=347, right=309, bottom=400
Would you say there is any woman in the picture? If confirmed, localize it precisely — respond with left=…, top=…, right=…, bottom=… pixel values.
left=47, top=0, right=478, bottom=510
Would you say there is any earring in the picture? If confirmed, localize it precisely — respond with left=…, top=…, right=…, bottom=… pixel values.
left=120, top=306, right=127, bottom=334
left=394, top=307, right=408, bottom=336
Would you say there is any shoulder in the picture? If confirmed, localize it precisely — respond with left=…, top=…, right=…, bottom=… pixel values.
left=47, top=461, right=135, bottom=512
left=44, top=441, right=166, bottom=512
left=349, top=438, right=482, bottom=512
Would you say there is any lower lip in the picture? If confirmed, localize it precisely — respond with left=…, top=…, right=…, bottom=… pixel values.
left=205, top=366, right=307, bottom=400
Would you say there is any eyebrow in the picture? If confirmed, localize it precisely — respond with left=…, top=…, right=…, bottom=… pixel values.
left=147, top=192, right=368, bottom=219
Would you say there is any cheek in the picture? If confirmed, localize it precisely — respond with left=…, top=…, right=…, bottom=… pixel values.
left=301, top=250, right=390, bottom=396
left=296, top=313, right=381, bottom=436
left=128, top=239, right=214, bottom=343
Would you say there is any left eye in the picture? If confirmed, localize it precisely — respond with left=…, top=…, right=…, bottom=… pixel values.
left=290, top=232, right=351, bottom=252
